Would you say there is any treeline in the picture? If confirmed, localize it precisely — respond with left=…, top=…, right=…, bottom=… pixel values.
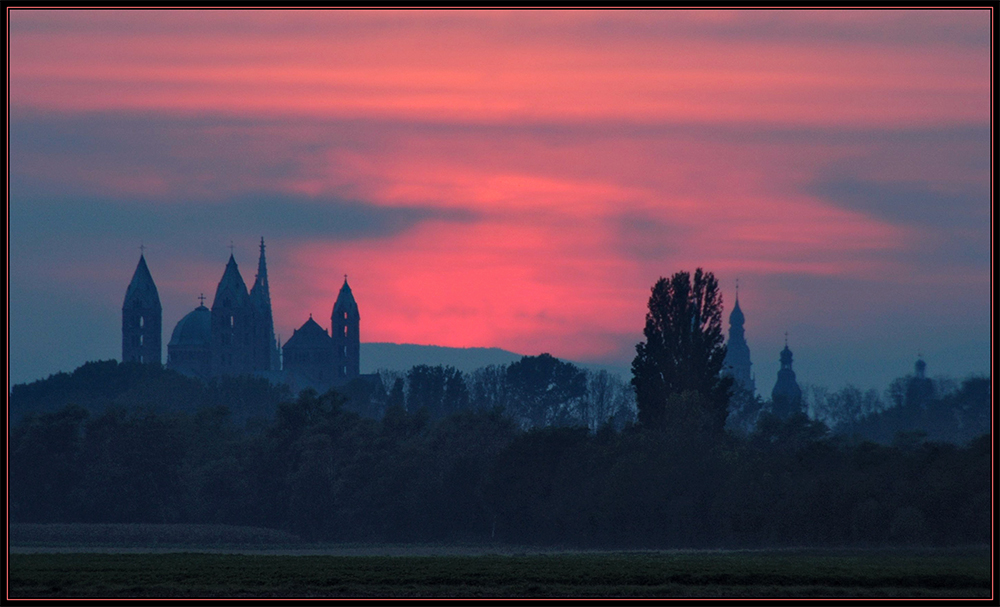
left=373, top=354, right=635, bottom=430
left=725, top=376, right=990, bottom=446
left=9, top=360, right=291, bottom=426
left=810, top=375, right=991, bottom=445
left=10, top=390, right=989, bottom=548
left=10, top=356, right=637, bottom=433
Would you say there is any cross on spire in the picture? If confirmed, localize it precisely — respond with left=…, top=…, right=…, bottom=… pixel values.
left=228, top=240, right=235, bottom=256
left=139, top=242, right=145, bottom=255
left=198, top=293, right=206, bottom=306
left=735, top=277, right=739, bottom=299
left=784, top=331, right=789, bottom=346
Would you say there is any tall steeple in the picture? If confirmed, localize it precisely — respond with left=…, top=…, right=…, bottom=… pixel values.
left=722, top=281, right=755, bottom=395
left=331, top=275, right=360, bottom=383
left=122, top=253, right=162, bottom=365
left=211, top=251, right=252, bottom=376
left=249, top=237, right=279, bottom=372
left=771, top=334, right=803, bottom=418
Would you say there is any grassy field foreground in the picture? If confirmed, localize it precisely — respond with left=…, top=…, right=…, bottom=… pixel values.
left=8, top=549, right=992, bottom=598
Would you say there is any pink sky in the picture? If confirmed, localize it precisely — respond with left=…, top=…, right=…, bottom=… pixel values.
left=8, top=9, right=992, bottom=391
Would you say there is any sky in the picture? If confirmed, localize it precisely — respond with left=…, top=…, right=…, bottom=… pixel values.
left=7, top=9, right=993, bottom=394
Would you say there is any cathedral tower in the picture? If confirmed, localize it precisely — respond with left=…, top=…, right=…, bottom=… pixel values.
left=122, top=253, right=162, bottom=365
left=211, top=253, right=253, bottom=376
left=771, top=336, right=803, bottom=418
left=722, top=285, right=755, bottom=395
left=249, top=238, right=279, bottom=372
left=331, top=277, right=360, bottom=382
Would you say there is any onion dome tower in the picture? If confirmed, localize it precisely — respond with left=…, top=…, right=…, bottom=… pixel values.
left=771, top=334, right=803, bottom=418
left=122, top=252, right=162, bottom=365
left=722, top=283, right=755, bottom=395
left=167, top=295, right=211, bottom=378
left=211, top=252, right=252, bottom=376
left=331, top=276, right=360, bottom=383
left=905, top=355, right=935, bottom=407
left=249, top=238, right=280, bottom=372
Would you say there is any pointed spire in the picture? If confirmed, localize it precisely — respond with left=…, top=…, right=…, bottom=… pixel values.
left=212, top=251, right=249, bottom=310
left=124, top=253, right=161, bottom=309
left=251, top=237, right=271, bottom=304
left=333, top=275, right=359, bottom=317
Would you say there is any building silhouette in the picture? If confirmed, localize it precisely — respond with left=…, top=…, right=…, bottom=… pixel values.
left=283, top=278, right=361, bottom=392
left=722, top=286, right=755, bottom=395
left=125, top=239, right=361, bottom=392
left=905, top=356, right=935, bottom=407
left=771, top=336, right=803, bottom=417
left=122, top=253, right=162, bottom=365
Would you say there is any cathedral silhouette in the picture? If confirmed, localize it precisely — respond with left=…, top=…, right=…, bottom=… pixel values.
left=122, top=239, right=362, bottom=393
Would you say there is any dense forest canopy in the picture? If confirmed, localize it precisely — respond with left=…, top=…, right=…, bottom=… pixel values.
left=8, top=358, right=990, bottom=548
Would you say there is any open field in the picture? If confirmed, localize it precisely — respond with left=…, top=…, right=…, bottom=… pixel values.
left=9, top=548, right=992, bottom=598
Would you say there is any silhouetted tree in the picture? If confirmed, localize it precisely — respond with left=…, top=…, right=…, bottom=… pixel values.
left=505, top=354, right=587, bottom=428
left=387, top=377, right=406, bottom=410
left=470, top=364, right=510, bottom=411
left=631, top=269, right=732, bottom=434
left=406, top=365, right=469, bottom=421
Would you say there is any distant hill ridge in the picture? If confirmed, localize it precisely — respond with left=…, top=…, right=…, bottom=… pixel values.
left=360, top=342, right=525, bottom=374
left=360, top=342, right=630, bottom=378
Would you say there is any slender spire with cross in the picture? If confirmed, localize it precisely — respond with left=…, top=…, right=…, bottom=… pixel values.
left=228, top=240, right=235, bottom=256
left=735, top=277, right=739, bottom=301
left=198, top=293, right=206, bottom=306
left=139, top=242, right=146, bottom=256
left=784, top=331, right=789, bottom=347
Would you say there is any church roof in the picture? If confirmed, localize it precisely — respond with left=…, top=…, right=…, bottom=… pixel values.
left=729, top=297, right=745, bottom=326
left=123, top=254, right=162, bottom=310
left=212, top=254, right=249, bottom=309
left=284, top=316, right=332, bottom=349
left=168, top=305, right=211, bottom=347
left=333, top=278, right=359, bottom=317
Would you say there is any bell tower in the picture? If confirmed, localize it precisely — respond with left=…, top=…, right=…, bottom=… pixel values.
left=122, top=251, right=162, bottom=365
left=331, top=276, right=360, bottom=383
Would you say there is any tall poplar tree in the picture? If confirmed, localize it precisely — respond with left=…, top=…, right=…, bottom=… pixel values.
left=631, top=269, right=733, bottom=434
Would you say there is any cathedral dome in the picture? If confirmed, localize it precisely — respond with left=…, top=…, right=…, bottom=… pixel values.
left=168, top=305, right=211, bottom=347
